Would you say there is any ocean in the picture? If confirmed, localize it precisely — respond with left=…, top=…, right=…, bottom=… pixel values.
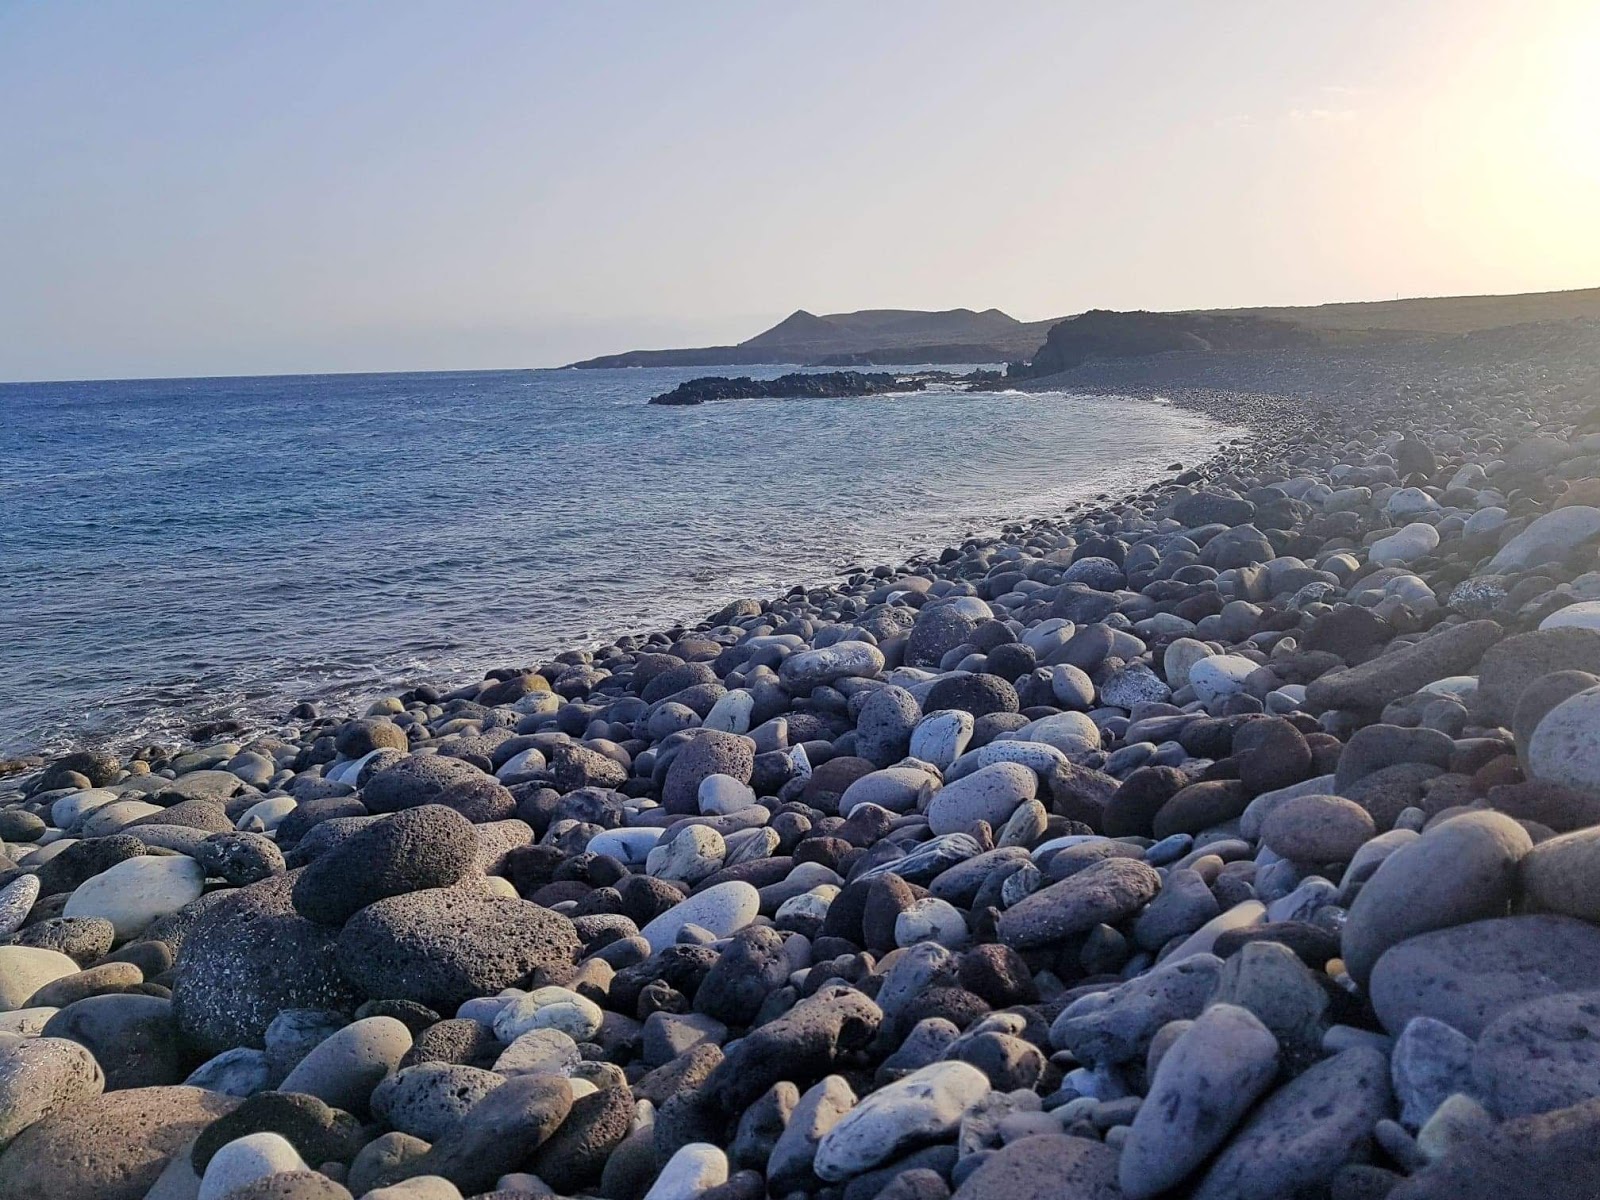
left=0, top=366, right=1236, bottom=757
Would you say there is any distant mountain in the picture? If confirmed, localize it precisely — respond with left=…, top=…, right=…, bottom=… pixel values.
left=1010, top=287, right=1600, bottom=378
left=567, top=287, right=1600, bottom=372
left=566, top=307, right=1061, bottom=369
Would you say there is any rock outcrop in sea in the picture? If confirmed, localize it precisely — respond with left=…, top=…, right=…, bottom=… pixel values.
left=647, top=372, right=931, bottom=406
left=4, top=319, right=1600, bottom=1199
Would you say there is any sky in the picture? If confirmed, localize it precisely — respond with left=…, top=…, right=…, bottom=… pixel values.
left=3, top=0, right=1599, bottom=381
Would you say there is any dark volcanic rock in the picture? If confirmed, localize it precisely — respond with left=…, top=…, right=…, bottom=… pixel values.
left=649, top=370, right=927, bottom=406
left=1305, top=620, right=1503, bottom=713
left=0, top=1085, right=238, bottom=1200
left=291, top=805, right=478, bottom=926
left=361, top=754, right=515, bottom=822
left=336, top=888, right=581, bottom=1012
left=172, top=874, right=362, bottom=1057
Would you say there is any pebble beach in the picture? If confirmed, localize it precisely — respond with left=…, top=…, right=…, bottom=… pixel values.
left=4, top=318, right=1600, bottom=1200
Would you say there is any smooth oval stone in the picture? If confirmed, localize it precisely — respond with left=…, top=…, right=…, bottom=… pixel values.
left=779, top=642, right=885, bottom=691
left=1391, top=1016, right=1475, bottom=1130
left=813, top=1061, right=990, bottom=1181
left=0, top=947, right=80, bottom=1012
left=1119, top=1003, right=1280, bottom=1198
left=1521, top=825, right=1600, bottom=921
left=1527, top=685, right=1600, bottom=791
left=493, top=986, right=603, bottom=1043
left=839, top=767, right=935, bottom=818
left=638, top=881, right=760, bottom=952
left=1191, top=1046, right=1393, bottom=1200
left=1188, top=655, right=1257, bottom=704
left=1471, top=991, right=1600, bottom=1118
left=997, top=858, right=1161, bottom=951
left=278, top=1016, right=412, bottom=1116
left=909, top=710, right=974, bottom=771
left=1341, top=811, right=1531, bottom=989
left=1260, top=794, right=1376, bottom=864
left=925, top=762, right=1036, bottom=836
left=63, top=854, right=206, bottom=941
left=1014, top=711, right=1102, bottom=757
left=197, top=1131, right=308, bottom=1200
left=643, top=1142, right=729, bottom=1200
left=1369, top=914, right=1600, bottom=1038
left=586, top=827, right=663, bottom=865
left=0, top=1035, right=105, bottom=1149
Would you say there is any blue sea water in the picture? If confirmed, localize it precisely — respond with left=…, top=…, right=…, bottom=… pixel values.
left=0, top=366, right=1237, bottom=757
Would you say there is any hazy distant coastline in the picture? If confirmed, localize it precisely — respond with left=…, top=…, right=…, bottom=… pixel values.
left=569, top=286, right=1600, bottom=374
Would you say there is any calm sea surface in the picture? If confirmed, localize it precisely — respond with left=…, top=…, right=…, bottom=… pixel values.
left=0, top=366, right=1237, bottom=757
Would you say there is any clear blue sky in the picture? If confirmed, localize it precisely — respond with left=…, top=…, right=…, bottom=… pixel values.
left=3, top=0, right=1597, bottom=380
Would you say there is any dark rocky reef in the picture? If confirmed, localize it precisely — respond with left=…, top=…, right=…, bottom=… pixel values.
left=648, top=370, right=930, bottom=406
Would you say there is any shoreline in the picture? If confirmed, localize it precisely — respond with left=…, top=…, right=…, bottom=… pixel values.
left=2, top=319, right=1600, bottom=1195
left=4, top=321, right=1589, bottom=780
left=2, top=387, right=1237, bottom=774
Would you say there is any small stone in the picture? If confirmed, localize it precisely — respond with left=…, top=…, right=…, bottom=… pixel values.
left=910, top=711, right=975, bottom=771
left=197, top=1131, right=309, bottom=1200
left=856, top=686, right=922, bottom=769
left=926, top=762, right=1037, bottom=837
left=62, top=854, right=205, bottom=940
left=0, top=1035, right=105, bottom=1150
left=393, top=1073, right=572, bottom=1194
left=1369, top=914, right=1600, bottom=1038
left=371, top=1063, right=505, bottom=1141
left=646, top=825, right=727, bottom=886
left=997, top=857, right=1161, bottom=950
left=195, top=831, right=286, bottom=886
left=951, top=1133, right=1120, bottom=1200
left=638, top=881, right=760, bottom=952
left=1527, top=686, right=1600, bottom=791
left=698, top=774, right=757, bottom=816
left=493, top=1027, right=581, bottom=1077
left=278, top=1016, right=412, bottom=1116
left=0, top=874, right=40, bottom=937
left=1119, top=1003, right=1280, bottom=1198
left=1189, top=655, right=1257, bottom=704
left=1472, top=991, right=1600, bottom=1118
left=813, top=1061, right=989, bottom=1181
left=493, top=986, right=603, bottom=1042
left=0, top=946, right=80, bottom=1012
left=1261, top=794, right=1376, bottom=863
left=1341, top=811, right=1531, bottom=989
left=1521, top=825, right=1600, bottom=921
left=895, top=897, right=971, bottom=950
left=768, top=1075, right=858, bottom=1193
left=1391, top=1017, right=1475, bottom=1130
left=1131, top=868, right=1220, bottom=951
left=1209, top=940, right=1329, bottom=1067
left=1192, top=1047, right=1393, bottom=1200
left=185, top=1047, right=275, bottom=1097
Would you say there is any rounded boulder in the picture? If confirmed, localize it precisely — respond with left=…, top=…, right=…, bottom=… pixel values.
left=291, top=805, right=478, bottom=926
left=336, top=888, right=581, bottom=1012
